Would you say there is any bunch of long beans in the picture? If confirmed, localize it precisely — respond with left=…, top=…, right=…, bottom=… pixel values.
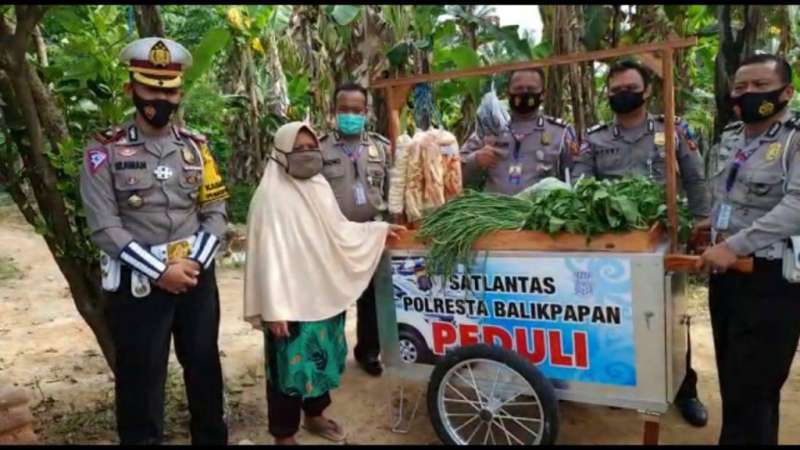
left=417, top=190, right=532, bottom=277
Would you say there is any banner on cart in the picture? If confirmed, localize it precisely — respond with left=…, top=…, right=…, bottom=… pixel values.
left=391, top=255, right=636, bottom=387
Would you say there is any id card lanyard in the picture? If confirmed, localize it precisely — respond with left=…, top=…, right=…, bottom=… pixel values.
left=715, top=141, right=761, bottom=231
left=342, top=141, right=367, bottom=206
left=508, top=128, right=533, bottom=186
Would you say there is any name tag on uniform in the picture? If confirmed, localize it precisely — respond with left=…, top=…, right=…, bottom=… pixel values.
left=354, top=181, right=367, bottom=206
left=715, top=203, right=732, bottom=231
left=508, top=164, right=523, bottom=186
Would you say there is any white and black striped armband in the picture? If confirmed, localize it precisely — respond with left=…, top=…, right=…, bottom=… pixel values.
left=119, top=241, right=167, bottom=281
left=189, top=230, right=220, bottom=270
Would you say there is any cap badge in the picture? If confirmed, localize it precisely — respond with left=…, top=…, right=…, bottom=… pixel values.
left=149, top=40, right=171, bottom=67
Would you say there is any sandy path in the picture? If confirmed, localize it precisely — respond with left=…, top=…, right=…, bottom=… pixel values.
left=1, top=203, right=799, bottom=445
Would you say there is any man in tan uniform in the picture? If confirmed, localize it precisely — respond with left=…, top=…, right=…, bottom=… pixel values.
left=697, top=54, right=800, bottom=445
left=79, top=37, right=228, bottom=445
left=574, top=60, right=710, bottom=427
left=460, top=68, right=579, bottom=194
left=319, top=82, right=391, bottom=376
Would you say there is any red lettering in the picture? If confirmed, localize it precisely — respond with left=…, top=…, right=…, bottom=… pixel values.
left=515, top=328, right=547, bottom=364
left=549, top=330, right=574, bottom=367
left=482, top=325, right=512, bottom=350
left=432, top=322, right=457, bottom=354
left=459, top=323, right=480, bottom=347
left=574, top=331, right=589, bottom=369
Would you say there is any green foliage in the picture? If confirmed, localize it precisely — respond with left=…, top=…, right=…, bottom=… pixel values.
left=226, top=182, right=258, bottom=224
left=419, top=177, right=693, bottom=279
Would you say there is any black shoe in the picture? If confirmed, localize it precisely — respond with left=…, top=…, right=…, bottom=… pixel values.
left=357, top=355, right=383, bottom=377
left=676, top=397, right=708, bottom=427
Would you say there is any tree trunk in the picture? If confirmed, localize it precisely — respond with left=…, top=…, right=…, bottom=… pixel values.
left=713, top=5, right=762, bottom=142
left=32, top=25, right=47, bottom=67
left=0, top=10, right=116, bottom=371
left=134, top=5, right=165, bottom=38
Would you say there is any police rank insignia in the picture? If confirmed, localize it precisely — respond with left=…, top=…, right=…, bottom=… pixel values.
left=182, top=147, right=197, bottom=165
left=127, top=194, right=143, bottom=209
left=766, top=143, right=782, bottom=162
left=368, top=145, right=379, bottom=159
left=117, top=147, right=138, bottom=157
left=149, top=40, right=171, bottom=67
left=654, top=132, right=666, bottom=146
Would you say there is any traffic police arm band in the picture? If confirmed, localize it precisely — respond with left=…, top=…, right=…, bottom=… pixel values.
left=189, top=230, right=220, bottom=269
left=119, top=240, right=167, bottom=281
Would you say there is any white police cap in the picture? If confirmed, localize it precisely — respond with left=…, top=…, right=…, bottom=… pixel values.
left=118, top=37, right=193, bottom=89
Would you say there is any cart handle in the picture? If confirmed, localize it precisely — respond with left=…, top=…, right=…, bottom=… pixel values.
left=665, top=254, right=754, bottom=274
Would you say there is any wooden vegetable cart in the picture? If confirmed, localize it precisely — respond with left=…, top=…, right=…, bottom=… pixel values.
left=369, top=38, right=749, bottom=445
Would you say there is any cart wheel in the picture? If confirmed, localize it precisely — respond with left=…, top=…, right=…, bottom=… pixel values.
left=427, top=344, right=558, bottom=445
left=398, top=327, right=434, bottom=364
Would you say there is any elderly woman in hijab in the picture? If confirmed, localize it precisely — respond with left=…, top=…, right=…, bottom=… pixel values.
left=243, top=121, right=403, bottom=445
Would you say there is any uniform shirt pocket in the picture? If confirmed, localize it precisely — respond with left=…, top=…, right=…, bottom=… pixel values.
left=596, top=149, right=624, bottom=174
left=745, top=171, right=783, bottom=197
left=178, top=166, right=203, bottom=201
left=322, top=159, right=346, bottom=179
left=113, top=168, right=155, bottom=192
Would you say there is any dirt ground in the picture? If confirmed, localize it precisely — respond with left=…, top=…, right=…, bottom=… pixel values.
left=1, top=196, right=799, bottom=445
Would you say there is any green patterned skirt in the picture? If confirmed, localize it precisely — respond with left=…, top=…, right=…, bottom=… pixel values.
left=263, top=312, right=348, bottom=399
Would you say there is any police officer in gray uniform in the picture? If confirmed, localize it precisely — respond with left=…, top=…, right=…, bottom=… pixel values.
left=79, top=38, right=228, bottom=445
left=574, top=60, right=710, bottom=427
left=319, top=82, right=391, bottom=376
left=461, top=68, right=579, bottom=194
left=697, top=54, right=800, bottom=445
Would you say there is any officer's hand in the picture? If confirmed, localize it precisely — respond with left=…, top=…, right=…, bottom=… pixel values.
left=387, top=224, right=407, bottom=241
left=696, top=242, right=738, bottom=274
left=267, top=321, right=290, bottom=338
left=475, top=146, right=504, bottom=170
left=688, top=218, right=712, bottom=254
left=157, top=264, right=198, bottom=294
left=177, top=258, right=201, bottom=273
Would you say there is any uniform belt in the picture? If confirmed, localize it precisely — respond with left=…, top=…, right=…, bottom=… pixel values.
left=713, top=232, right=785, bottom=260
left=150, top=235, right=197, bottom=263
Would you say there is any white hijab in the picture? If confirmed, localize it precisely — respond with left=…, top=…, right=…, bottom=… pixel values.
left=243, top=122, right=390, bottom=328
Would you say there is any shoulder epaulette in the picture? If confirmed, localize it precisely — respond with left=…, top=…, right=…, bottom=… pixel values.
left=586, top=123, right=608, bottom=135
left=546, top=116, right=567, bottom=128
left=723, top=121, right=743, bottom=133
left=787, top=112, right=800, bottom=129
left=178, top=127, right=208, bottom=144
left=94, top=127, right=124, bottom=145
left=368, top=131, right=390, bottom=146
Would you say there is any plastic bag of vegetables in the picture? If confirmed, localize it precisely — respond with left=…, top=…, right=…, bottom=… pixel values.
left=475, top=83, right=510, bottom=139
left=514, top=177, right=571, bottom=200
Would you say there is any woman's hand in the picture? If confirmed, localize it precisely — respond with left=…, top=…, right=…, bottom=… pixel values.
left=387, top=224, right=407, bottom=240
left=267, top=321, right=290, bottom=338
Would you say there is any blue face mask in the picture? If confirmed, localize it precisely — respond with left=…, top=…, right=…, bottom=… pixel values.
left=336, top=113, right=366, bottom=136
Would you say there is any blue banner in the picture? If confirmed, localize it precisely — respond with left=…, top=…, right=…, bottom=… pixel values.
left=391, top=254, right=637, bottom=387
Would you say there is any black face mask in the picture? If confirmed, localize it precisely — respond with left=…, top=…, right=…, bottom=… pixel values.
left=609, top=90, right=646, bottom=114
left=133, top=92, right=179, bottom=128
left=509, top=92, right=542, bottom=115
left=731, top=85, right=789, bottom=123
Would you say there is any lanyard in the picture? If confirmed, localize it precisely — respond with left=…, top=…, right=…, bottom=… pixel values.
left=510, top=130, right=534, bottom=161
left=725, top=144, right=761, bottom=193
left=341, top=142, right=363, bottom=176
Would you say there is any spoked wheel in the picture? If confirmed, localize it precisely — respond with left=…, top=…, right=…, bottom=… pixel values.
left=427, top=344, right=558, bottom=445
